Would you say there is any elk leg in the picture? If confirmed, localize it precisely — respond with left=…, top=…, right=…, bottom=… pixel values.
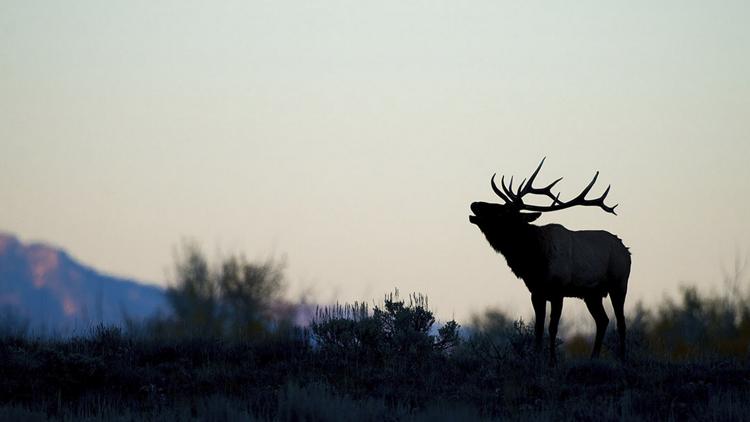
left=549, top=296, right=563, bottom=365
left=610, top=291, right=627, bottom=359
left=584, top=296, right=609, bottom=358
left=531, top=294, right=546, bottom=353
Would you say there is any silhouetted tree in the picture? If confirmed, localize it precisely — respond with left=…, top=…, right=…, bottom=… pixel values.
left=219, top=255, right=284, bottom=337
left=164, top=243, right=285, bottom=337
left=166, top=244, right=221, bottom=334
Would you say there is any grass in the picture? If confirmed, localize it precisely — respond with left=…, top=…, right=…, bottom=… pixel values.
left=1, top=286, right=749, bottom=421
left=1, top=333, right=748, bottom=421
left=0, top=316, right=750, bottom=421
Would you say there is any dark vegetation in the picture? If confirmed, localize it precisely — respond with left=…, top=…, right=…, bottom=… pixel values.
left=1, top=247, right=749, bottom=421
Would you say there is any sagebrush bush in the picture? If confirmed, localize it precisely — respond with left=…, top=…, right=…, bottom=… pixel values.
left=311, top=290, right=460, bottom=360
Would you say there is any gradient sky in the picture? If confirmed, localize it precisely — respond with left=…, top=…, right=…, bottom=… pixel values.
left=2, top=1, right=749, bottom=322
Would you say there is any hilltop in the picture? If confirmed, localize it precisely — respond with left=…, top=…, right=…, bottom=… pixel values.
left=0, top=233, right=166, bottom=331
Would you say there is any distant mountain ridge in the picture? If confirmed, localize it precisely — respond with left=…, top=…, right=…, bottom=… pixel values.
left=0, top=232, right=167, bottom=331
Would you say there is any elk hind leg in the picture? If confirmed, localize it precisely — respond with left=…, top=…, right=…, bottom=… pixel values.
left=610, top=290, right=627, bottom=359
left=584, top=296, right=609, bottom=358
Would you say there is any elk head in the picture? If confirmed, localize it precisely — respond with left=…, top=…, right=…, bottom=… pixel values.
left=469, top=158, right=618, bottom=242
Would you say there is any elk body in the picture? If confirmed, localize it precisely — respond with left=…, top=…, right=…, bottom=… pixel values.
left=469, top=158, right=631, bottom=363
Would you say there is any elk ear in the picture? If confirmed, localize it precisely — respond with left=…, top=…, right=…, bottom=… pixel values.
left=520, top=212, right=542, bottom=223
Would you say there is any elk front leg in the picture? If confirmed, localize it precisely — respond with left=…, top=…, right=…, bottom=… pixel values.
left=549, top=296, right=563, bottom=366
left=531, top=294, right=546, bottom=353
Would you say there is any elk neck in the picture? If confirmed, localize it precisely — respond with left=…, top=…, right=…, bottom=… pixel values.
left=488, top=223, right=546, bottom=282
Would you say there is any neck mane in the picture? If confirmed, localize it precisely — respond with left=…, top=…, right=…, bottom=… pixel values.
left=487, top=223, right=545, bottom=283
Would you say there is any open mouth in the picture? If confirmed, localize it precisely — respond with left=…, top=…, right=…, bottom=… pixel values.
left=469, top=203, right=480, bottom=224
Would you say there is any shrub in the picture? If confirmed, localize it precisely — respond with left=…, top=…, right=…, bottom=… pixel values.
left=311, top=290, right=460, bottom=359
left=645, top=286, right=750, bottom=358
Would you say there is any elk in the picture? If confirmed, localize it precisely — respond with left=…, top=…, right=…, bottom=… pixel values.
left=469, top=158, right=631, bottom=364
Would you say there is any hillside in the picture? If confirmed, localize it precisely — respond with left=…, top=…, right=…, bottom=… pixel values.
left=0, top=233, right=167, bottom=331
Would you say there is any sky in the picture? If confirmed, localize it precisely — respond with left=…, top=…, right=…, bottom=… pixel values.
left=2, top=1, right=749, bottom=323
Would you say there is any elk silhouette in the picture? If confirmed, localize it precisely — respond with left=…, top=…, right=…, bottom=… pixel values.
left=469, top=158, right=631, bottom=364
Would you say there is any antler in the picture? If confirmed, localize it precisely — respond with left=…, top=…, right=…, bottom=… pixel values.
left=490, top=158, right=618, bottom=215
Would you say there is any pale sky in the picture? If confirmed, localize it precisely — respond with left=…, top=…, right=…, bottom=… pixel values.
left=2, top=1, right=749, bottom=323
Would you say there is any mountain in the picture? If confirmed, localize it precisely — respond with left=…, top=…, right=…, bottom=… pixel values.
left=0, top=232, right=167, bottom=331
